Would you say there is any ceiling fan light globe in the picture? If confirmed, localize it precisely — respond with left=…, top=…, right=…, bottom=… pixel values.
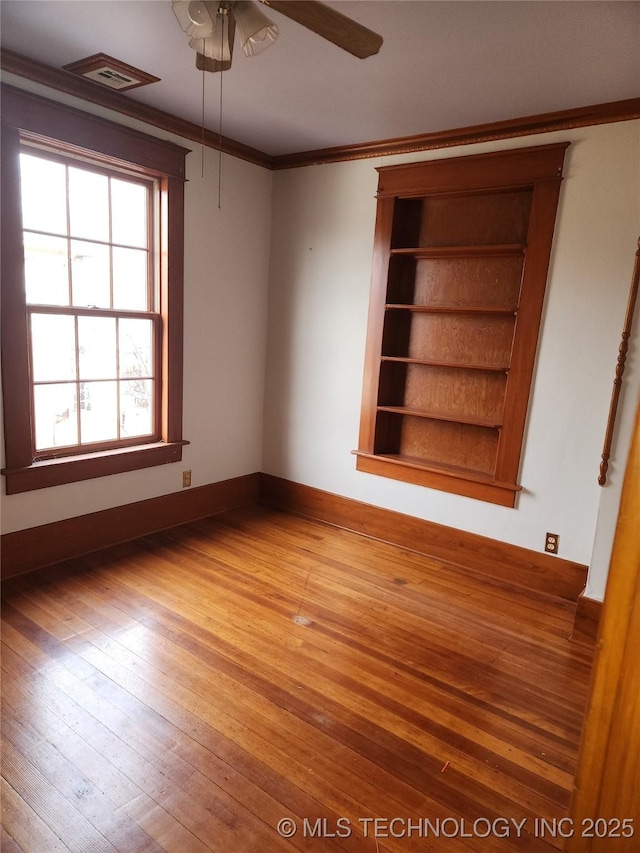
left=189, top=36, right=227, bottom=61
left=233, top=0, right=279, bottom=57
left=243, top=25, right=278, bottom=56
left=190, top=15, right=232, bottom=62
left=172, top=0, right=216, bottom=38
left=187, top=1, right=210, bottom=26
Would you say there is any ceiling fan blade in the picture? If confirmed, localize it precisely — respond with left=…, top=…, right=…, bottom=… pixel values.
left=260, top=0, right=382, bottom=58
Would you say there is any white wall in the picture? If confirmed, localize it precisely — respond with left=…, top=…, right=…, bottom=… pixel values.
left=263, top=121, right=640, bottom=588
left=0, top=76, right=273, bottom=534
left=2, top=75, right=638, bottom=601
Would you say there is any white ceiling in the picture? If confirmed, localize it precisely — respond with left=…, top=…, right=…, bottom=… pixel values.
left=1, top=1, right=639, bottom=157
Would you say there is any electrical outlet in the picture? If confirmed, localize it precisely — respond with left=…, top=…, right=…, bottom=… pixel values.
left=545, top=532, right=559, bottom=555
left=182, top=470, right=191, bottom=488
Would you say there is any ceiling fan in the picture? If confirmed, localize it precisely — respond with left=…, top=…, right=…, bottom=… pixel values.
left=172, top=0, right=383, bottom=72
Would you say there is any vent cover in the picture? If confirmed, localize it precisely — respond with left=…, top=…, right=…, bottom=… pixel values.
left=63, top=53, right=160, bottom=91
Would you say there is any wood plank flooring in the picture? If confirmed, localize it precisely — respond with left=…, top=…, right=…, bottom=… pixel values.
left=1, top=506, right=594, bottom=852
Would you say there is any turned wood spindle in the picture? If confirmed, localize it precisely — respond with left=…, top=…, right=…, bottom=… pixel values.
left=598, top=237, right=640, bottom=486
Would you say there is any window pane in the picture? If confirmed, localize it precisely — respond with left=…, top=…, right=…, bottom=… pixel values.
left=79, top=381, right=118, bottom=444
left=120, top=379, right=153, bottom=438
left=111, top=179, right=148, bottom=248
left=113, top=247, right=148, bottom=310
left=33, top=384, right=78, bottom=450
left=30, top=314, right=76, bottom=381
left=78, top=316, right=117, bottom=380
left=71, top=240, right=111, bottom=308
left=20, top=154, right=67, bottom=235
left=68, top=167, right=109, bottom=241
left=119, top=318, right=153, bottom=378
left=23, top=233, right=69, bottom=305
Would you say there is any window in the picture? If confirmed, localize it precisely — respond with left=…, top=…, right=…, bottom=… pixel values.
left=355, top=144, right=568, bottom=506
left=22, top=151, right=158, bottom=454
left=1, top=86, right=189, bottom=494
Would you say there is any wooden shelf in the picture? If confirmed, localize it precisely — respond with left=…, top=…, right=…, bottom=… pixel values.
left=381, top=356, right=510, bottom=372
left=389, top=244, right=526, bottom=258
left=377, top=405, right=502, bottom=429
left=354, top=450, right=521, bottom=491
left=385, top=304, right=516, bottom=315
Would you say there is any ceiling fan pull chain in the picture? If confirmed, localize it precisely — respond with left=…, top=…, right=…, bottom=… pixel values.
left=217, top=4, right=225, bottom=210
left=201, top=40, right=206, bottom=179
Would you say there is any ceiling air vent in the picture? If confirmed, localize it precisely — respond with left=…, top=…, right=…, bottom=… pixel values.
left=63, top=53, right=160, bottom=91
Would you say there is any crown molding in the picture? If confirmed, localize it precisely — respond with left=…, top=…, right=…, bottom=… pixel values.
left=271, top=98, right=640, bottom=170
left=3, top=48, right=639, bottom=172
left=0, top=48, right=273, bottom=169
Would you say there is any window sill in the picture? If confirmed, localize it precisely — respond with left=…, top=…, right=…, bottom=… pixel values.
left=3, top=440, right=188, bottom=495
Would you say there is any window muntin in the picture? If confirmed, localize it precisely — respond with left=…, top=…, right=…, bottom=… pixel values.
left=20, top=149, right=160, bottom=457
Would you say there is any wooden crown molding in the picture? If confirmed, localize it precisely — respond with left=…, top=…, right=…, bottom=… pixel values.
left=2, top=48, right=639, bottom=172
left=271, top=98, right=640, bottom=170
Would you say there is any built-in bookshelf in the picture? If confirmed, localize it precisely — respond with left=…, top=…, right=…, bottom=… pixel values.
left=355, top=144, right=569, bottom=506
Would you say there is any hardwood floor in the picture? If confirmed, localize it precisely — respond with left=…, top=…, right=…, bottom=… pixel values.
left=1, top=506, right=594, bottom=852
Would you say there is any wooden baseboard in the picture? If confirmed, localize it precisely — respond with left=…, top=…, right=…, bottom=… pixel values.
left=1, top=471, right=591, bottom=603
left=259, top=474, right=588, bottom=601
left=571, top=593, right=603, bottom=645
left=1, top=473, right=260, bottom=579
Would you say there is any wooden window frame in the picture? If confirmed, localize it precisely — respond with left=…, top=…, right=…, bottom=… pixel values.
left=354, top=144, right=569, bottom=507
left=1, top=86, right=189, bottom=494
